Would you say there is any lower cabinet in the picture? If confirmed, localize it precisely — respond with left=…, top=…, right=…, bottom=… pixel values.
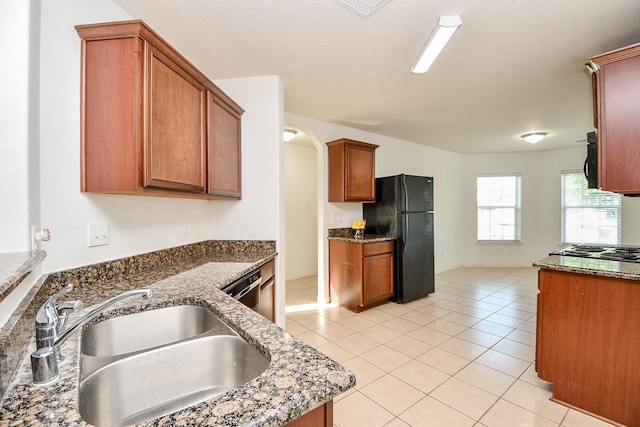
left=329, top=239, right=394, bottom=312
left=284, top=401, right=332, bottom=427
left=536, top=269, right=640, bottom=426
left=259, top=260, right=275, bottom=322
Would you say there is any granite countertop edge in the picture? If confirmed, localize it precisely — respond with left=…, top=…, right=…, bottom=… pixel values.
left=0, top=250, right=46, bottom=303
left=1, top=254, right=356, bottom=426
left=327, top=234, right=396, bottom=244
left=533, top=255, right=640, bottom=281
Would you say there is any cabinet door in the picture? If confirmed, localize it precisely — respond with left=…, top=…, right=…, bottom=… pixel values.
left=144, top=46, right=206, bottom=193
left=259, top=277, right=275, bottom=322
left=207, top=92, right=242, bottom=198
left=594, top=47, right=640, bottom=193
left=327, top=139, right=378, bottom=202
left=345, top=144, right=376, bottom=202
left=363, top=252, right=393, bottom=304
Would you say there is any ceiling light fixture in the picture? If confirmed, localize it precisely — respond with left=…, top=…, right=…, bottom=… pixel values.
left=521, top=132, right=548, bottom=144
left=411, top=15, right=462, bottom=74
left=283, top=129, right=298, bottom=142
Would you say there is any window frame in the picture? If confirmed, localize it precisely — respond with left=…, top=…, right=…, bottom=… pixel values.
left=560, top=171, right=622, bottom=245
left=476, top=174, right=522, bottom=243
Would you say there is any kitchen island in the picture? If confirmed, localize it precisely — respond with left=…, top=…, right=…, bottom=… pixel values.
left=0, top=241, right=355, bottom=426
left=533, top=254, right=640, bottom=427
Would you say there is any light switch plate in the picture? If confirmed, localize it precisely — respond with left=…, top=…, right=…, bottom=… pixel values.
left=88, top=221, right=109, bottom=247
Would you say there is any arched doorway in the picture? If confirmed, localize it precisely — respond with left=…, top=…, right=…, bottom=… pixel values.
left=283, top=126, right=320, bottom=309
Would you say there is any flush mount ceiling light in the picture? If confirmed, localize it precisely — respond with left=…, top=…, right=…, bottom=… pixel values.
left=283, top=129, right=298, bottom=142
left=521, top=132, right=548, bottom=144
left=411, top=15, right=462, bottom=74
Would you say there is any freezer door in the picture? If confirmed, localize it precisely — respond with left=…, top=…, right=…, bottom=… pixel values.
left=394, top=212, right=435, bottom=302
left=398, top=175, right=433, bottom=213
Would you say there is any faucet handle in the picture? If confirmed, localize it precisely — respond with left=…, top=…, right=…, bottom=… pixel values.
left=36, top=284, right=74, bottom=326
left=57, top=299, right=83, bottom=315
left=56, top=300, right=84, bottom=334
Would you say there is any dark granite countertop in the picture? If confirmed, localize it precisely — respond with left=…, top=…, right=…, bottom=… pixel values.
left=327, top=228, right=396, bottom=244
left=0, top=241, right=355, bottom=426
left=533, top=255, right=640, bottom=281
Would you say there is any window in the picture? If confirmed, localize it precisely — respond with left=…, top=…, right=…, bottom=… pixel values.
left=477, top=175, right=521, bottom=241
left=561, top=172, right=621, bottom=245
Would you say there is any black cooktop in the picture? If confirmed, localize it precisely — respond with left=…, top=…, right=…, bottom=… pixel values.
left=550, top=244, right=640, bottom=263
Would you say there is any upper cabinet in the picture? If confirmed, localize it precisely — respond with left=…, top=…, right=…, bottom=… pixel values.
left=326, top=138, right=378, bottom=202
left=76, top=20, right=244, bottom=200
left=590, top=42, right=640, bottom=195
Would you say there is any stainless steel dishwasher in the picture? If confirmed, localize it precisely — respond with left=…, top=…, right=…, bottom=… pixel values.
left=221, top=269, right=262, bottom=312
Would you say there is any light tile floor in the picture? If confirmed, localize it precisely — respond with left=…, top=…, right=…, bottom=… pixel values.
left=284, top=268, right=615, bottom=427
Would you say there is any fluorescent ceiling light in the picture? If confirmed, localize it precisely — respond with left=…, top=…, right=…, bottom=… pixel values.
left=411, top=15, right=462, bottom=74
left=521, top=132, right=548, bottom=144
left=283, top=129, right=298, bottom=142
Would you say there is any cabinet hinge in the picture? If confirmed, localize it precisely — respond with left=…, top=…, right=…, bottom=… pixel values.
left=586, top=60, right=600, bottom=74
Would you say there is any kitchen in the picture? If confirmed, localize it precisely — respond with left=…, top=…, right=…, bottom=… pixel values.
left=3, top=0, right=640, bottom=426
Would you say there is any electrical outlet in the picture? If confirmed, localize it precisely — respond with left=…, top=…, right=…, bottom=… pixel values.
left=182, top=217, right=190, bottom=234
left=88, top=221, right=109, bottom=247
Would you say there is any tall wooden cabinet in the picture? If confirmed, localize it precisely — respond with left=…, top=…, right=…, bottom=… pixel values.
left=329, top=239, right=394, bottom=312
left=76, top=20, right=244, bottom=200
left=590, top=42, right=640, bottom=194
left=327, top=139, right=378, bottom=202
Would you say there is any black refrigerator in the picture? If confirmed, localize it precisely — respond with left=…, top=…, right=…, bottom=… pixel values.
left=363, top=174, right=435, bottom=303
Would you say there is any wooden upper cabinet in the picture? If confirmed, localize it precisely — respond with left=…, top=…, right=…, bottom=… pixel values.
left=327, top=138, right=378, bottom=202
left=590, top=42, right=640, bottom=194
left=207, top=91, right=242, bottom=198
left=146, top=46, right=206, bottom=193
left=76, top=20, right=243, bottom=199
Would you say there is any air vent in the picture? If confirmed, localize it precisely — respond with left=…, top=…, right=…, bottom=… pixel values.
left=337, top=0, right=394, bottom=18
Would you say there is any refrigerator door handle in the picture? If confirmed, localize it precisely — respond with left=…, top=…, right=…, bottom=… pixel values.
left=402, top=178, right=409, bottom=213
left=403, top=215, right=408, bottom=253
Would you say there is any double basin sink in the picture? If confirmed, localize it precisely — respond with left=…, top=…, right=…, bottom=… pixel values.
left=78, top=304, right=269, bottom=426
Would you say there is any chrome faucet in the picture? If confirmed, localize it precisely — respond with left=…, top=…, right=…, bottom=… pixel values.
left=31, top=286, right=153, bottom=385
left=35, top=284, right=83, bottom=355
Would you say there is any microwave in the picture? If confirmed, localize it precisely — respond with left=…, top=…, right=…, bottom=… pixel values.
left=584, top=131, right=598, bottom=189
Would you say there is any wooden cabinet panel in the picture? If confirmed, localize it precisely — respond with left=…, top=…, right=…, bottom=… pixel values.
left=145, top=47, right=206, bottom=192
left=363, top=252, right=393, bottom=303
left=207, top=91, right=242, bottom=198
left=327, top=139, right=378, bottom=202
left=259, top=260, right=276, bottom=322
left=329, top=239, right=393, bottom=312
left=261, top=259, right=275, bottom=282
left=285, top=401, right=332, bottom=427
left=259, top=277, right=275, bottom=323
left=536, top=269, right=640, bottom=425
left=76, top=20, right=243, bottom=200
left=81, top=37, right=141, bottom=193
left=591, top=42, right=640, bottom=194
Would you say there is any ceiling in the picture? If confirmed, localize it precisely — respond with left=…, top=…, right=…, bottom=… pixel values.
left=114, top=0, right=640, bottom=154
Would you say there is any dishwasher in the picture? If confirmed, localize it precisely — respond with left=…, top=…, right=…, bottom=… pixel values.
left=221, top=268, right=262, bottom=312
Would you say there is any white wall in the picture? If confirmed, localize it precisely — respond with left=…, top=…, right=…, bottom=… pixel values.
left=284, top=113, right=465, bottom=294
left=37, top=1, right=281, bottom=275
left=284, top=142, right=318, bottom=280
left=0, top=0, right=38, bottom=252
left=460, top=146, right=640, bottom=266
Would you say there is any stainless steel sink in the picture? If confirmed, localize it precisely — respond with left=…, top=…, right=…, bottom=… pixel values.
left=78, top=335, right=269, bottom=426
left=78, top=304, right=269, bottom=426
left=81, top=304, right=233, bottom=358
